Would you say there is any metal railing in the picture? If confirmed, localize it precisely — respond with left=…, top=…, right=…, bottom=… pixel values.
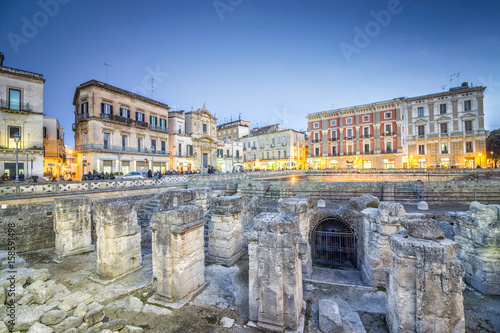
left=75, top=144, right=171, bottom=155
left=0, top=99, right=33, bottom=112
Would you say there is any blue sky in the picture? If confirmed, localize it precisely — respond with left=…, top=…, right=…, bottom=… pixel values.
left=1, top=0, right=499, bottom=147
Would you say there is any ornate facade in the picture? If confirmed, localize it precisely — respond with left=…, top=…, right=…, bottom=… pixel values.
left=185, top=104, right=218, bottom=171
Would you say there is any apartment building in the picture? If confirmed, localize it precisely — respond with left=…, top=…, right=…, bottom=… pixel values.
left=405, top=83, right=488, bottom=168
left=217, top=119, right=250, bottom=142
left=43, top=117, right=65, bottom=178
left=0, top=54, right=44, bottom=179
left=306, top=99, right=404, bottom=169
left=73, top=80, right=170, bottom=178
left=240, top=127, right=306, bottom=170
left=216, top=141, right=244, bottom=172
left=306, top=83, right=488, bottom=169
left=168, top=110, right=194, bottom=172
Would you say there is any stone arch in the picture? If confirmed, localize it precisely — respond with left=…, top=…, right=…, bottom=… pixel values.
left=311, top=216, right=357, bottom=268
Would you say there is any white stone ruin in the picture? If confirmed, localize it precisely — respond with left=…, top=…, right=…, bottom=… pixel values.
left=54, top=196, right=93, bottom=256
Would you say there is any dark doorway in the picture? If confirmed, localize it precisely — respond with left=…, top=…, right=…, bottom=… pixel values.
left=202, top=153, right=208, bottom=168
left=312, top=217, right=356, bottom=268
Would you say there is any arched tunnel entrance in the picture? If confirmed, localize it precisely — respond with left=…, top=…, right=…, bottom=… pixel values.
left=312, top=217, right=357, bottom=269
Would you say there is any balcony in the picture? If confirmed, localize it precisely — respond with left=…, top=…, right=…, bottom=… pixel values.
left=149, top=124, right=169, bottom=133
left=361, top=134, right=372, bottom=138
left=344, top=136, right=355, bottom=140
left=362, top=151, right=374, bottom=155
left=329, top=137, right=339, bottom=142
left=135, top=120, right=148, bottom=128
left=441, top=150, right=449, bottom=154
left=329, top=153, right=340, bottom=157
left=76, top=113, right=89, bottom=122
left=466, top=149, right=473, bottom=153
left=0, top=99, right=34, bottom=113
left=311, top=139, right=321, bottom=143
left=381, top=149, right=397, bottom=154
left=382, top=132, right=395, bottom=136
left=75, top=144, right=171, bottom=155
left=345, top=152, right=355, bottom=156
left=251, top=146, right=257, bottom=150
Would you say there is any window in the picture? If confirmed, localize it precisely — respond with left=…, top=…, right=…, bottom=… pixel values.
left=277, top=137, right=281, bottom=144
left=384, top=112, right=392, bottom=119
left=417, top=107, right=424, bottom=117
left=315, top=148, right=320, bottom=156
left=178, top=144, right=182, bottom=156
left=418, top=144, right=425, bottom=155
left=138, top=138, right=143, bottom=151
left=418, top=125, right=425, bottom=136
left=81, top=102, right=88, bottom=114
left=203, top=123, right=207, bottom=133
left=227, top=149, right=230, bottom=157
left=346, top=129, right=353, bottom=138
left=234, top=128, right=236, bottom=133
left=43, top=127, right=47, bottom=139
left=331, top=131, right=337, bottom=139
left=278, top=151, right=281, bottom=158
left=9, top=89, right=21, bottom=110
left=384, top=159, right=395, bottom=169
left=313, top=122, right=319, bottom=129
left=314, top=132, right=319, bottom=141
left=101, top=103, right=113, bottom=114
left=136, top=112, right=144, bottom=122
left=150, top=115, right=158, bottom=125
left=236, top=150, right=240, bottom=158
left=363, top=127, right=370, bottom=137
left=465, top=120, right=473, bottom=132
left=385, top=124, right=392, bottom=134
left=441, top=143, right=448, bottom=154
left=362, top=115, right=369, bottom=122
left=178, top=125, right=182, bottom=134
left=440, top=123, right=448, bottom=134
left=464, top=100, right=472, bottom=111
left=284, top=150, right=286, bottom=158
left=122, top=135, right=128, bottom=148
left=120, top=107, right=130, bottom=118
left=346, top=118, right=352, bottom=125
left=332, top=146, right=337, bottom=155
left=151, top=139, right=156, bottom=151
left=347, top=145, right=353, bottom=153
left=466, top=142, right=473, bottom=153
left=364, top=143, right=370, bottom=153
left=330, top=120, right=336, bottom=126
left=160, top=118, right=167, bottom=129
left=103, top=133, right=110, bottom=148
left=386, top=142, right=392, bottom=152
left=440, top=104, right=447, bottom=114
left=267, top=152, right=270, bottom=159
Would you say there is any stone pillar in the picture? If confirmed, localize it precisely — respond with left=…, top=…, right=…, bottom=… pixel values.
left=386, top=230, right=465, bottom=333
left=382, top=183, right=396, bottom=201
left=277, top=194, right=315, bottom=279
left=244, top=212, right=305, bottom=332
left=448, top=201, right=500, bottom=295
left=150, top=205, right=205, bottom=305
left=207, top=194, right=245, bottom=266
left=94, top=201, right=142, bottom=280
left=159, top=189, right=194, bottom=211
left=361, top=201, right=405, bottom=287
left=54, top=196, right=92, bottom=256
left=190, top=187, right=211, bottom=215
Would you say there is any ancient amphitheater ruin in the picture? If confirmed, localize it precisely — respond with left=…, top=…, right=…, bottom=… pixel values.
left=0, top=169, right=499, bottom=332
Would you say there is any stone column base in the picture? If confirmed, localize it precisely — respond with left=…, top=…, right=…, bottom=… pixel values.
left=147, top=282, right=207, bottom=309
left=55, top=245, right=95, bottom=257
left=206, top=250, right=242, bottom=267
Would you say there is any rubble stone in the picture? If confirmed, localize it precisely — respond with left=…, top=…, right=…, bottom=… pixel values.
left=41, top=309, right=67, bottom=325
left=27, top=322, right=54, bottom=333
left=318, top=299, right=343, bottom=333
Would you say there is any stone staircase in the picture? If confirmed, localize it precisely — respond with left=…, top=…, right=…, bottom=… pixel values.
left=395, top=181, right=424, bottom=204
left=137, top=198, right=162, bottom=254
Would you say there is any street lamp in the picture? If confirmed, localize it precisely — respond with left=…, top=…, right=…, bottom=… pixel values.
left=13, top=132, right=21, bottom=183
left=25, top=149, right=30, bottom=181
left=150, top=146, right=155, bottom=173
left=478, top=153, right=482, bottom=168
left=491, top=151, right=495, bottom=168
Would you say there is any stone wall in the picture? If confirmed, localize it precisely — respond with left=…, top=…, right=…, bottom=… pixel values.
left=244, top=212, right=305, bottom=331
left=386, top=230, right=465, bottom=333
left=54, top=196, right=92, bottom=255
left=151, top=205, right=205, bottom=303
left=447, top=202, right=500, bottom=295
left=361, top=202, right=406, bottom=288
left=94, top=201, right=142, bottom=279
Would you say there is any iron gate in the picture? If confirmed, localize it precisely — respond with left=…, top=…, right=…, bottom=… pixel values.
left=312, top=217, right=356, bottom=268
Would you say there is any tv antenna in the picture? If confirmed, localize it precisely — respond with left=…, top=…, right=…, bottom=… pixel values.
left=447, top=72, right=462, bottom=88
left=104, top=63, right=112, bottom=83
left=441, top=85, right=447, bottom=91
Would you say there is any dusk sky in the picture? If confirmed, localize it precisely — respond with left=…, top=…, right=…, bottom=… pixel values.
left=1, top=0, right=499, bottom=147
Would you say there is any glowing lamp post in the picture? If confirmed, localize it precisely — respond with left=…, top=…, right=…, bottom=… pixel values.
left=14, top=132, right=21, bottom=183
left=478, top=153, right=482, bottom=168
